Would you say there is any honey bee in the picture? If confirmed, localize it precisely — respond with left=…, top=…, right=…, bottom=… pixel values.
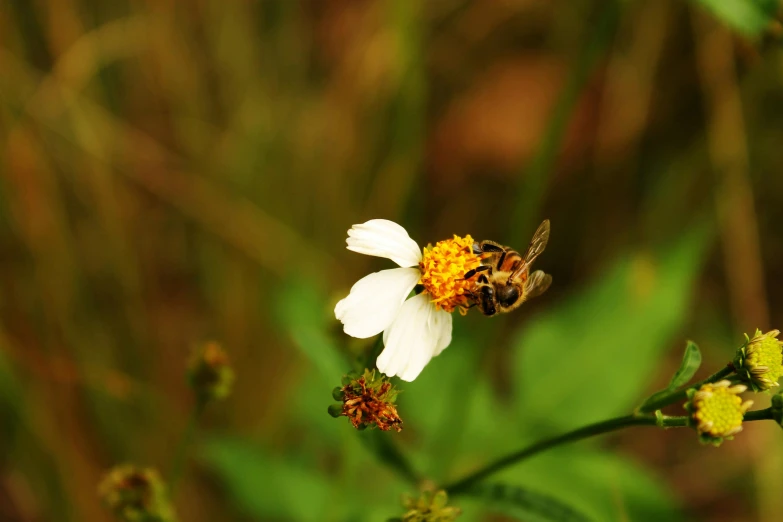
left=464, top=220, right=552, bottom=316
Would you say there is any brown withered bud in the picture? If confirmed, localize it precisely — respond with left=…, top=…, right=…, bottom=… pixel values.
left=187, top=341, right=234, bottom=405
left=98, top=465, right=177, bottom=522
left=329, top=369, right=402, bottom=432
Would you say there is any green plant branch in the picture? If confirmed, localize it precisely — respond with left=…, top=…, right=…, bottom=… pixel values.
left=169, top=399, right=206, bottom=494
left=745, top=408, right=774, bottom=421
left=638, top=364, right=734, bottom=413
left=444, top=406, right=773, bottom=496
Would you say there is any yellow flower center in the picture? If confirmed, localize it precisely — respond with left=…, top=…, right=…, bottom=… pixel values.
left=692, top=382, right=748, bottom=438
left=746, top=332, right=783, bottom=387
left=419, top=235, right=481, bottom=313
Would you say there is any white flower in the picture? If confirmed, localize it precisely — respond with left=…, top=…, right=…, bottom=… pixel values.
left=335, top=219, right=479, bottom=381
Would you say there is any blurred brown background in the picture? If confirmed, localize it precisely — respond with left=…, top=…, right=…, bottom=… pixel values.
left=1, top=1, right=783, bottom=521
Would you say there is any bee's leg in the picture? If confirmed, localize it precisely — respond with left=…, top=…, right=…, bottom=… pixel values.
left=458, top=302, right=477, bottom=316
left=462, top=265, right=491, bottom=280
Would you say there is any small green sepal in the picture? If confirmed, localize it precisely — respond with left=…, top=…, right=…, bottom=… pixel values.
left=328, top=404, right=343, bottom=418
left=332, top=387, right=345, bottom=401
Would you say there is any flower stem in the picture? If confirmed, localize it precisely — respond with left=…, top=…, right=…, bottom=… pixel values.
left=444, top=414, right=657, bottom=495
left=745, top=407, right=773, bottom=421
left=638, top=364, right=735, bottom=413
left=169, top=400, right=205, bottom=494
left=444, top=404, right=774, bottom=496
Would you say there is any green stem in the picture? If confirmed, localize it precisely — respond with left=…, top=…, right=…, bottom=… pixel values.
left=639, top=364, right=734, bottom=413
left=169, top=400, right=205, bottom=493
left=444, top=405, right=774, bottom=496
left=445, top=414, right=657, bottom=495
left=745, top=408, right=773, bottom=421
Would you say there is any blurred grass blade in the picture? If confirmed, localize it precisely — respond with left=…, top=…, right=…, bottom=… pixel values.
left=467, top=482, right=592, bottom=522
left=639, top=341, right=702, bottom=411
left=511, top=1, right=620, bottom=241
left=690, top=0, right=779, bottom=36
left=0, top=333, right=22, bottom=445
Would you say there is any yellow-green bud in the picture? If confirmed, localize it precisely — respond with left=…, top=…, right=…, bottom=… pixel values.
left=187, top=341, right=234, bottom=404
left=398, top=488, right=461, bottom=522
left=734, top=329, right=783, bottom=392
left=98, top=465, right=177, bottom=522
left=685, top=380, right=752, bottom=446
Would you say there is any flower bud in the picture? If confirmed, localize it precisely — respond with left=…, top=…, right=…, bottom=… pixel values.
left=685, top=380, right=753, bottom=446
left=734, top=329, right=783, bottom=391
left=330, top=369, right=402, bottom=431
left=399, top=488, right=461, bottom=521
left=187, top=341, right=234, bottom=405
left=98, top=465, right=177, bottom=522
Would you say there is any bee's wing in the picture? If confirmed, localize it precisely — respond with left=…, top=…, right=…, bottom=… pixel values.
left=523, top=270, right=552, bottom=300
left=510, top=219, right=550, bottom=280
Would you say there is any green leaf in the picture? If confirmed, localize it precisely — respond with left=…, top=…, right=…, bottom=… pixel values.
left=514, top=224, right=711, bottom=429
left=639, top=341, right=702, bottom=411
left=466, top=482, right=592, bottom=522
left=199, top=437, right=333, bottom=521
left=667, top=340, right=703, bottom=389
left=691, top=0, right=779, bottom=36
left=276, top=278, right=346, bottom=384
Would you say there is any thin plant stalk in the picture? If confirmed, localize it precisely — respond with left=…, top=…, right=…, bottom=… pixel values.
left=443, top=407, right=773, bottom=495
left=168, top=401, right=205, bottom=494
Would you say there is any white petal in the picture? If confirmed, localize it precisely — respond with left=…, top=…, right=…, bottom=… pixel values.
left=334, top=267, right=420, bottom=339
left=346, top=219, right=422, bottom=267
left=377, top=293, right=450, bottom=381
left=431, top=308, right=452, bottom=357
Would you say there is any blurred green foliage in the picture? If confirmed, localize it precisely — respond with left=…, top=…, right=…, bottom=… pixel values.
left=1, top=1, right=783, bottom=521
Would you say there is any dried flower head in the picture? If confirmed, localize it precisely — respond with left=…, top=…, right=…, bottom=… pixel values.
left=187, top=341, right=234, bottom=404
left=328, top=369, right=402, bottom=432
left=98, top=465, right=176, bottom=522
left=686, top=380, right=753, bottom=446
left=734, top=329, right=783, bottom=391
left=398, top=488, right=461, bottom=522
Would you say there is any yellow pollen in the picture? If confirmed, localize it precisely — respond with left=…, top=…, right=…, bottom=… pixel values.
left=692, top=382, right=750, bottom=438
left=419, top=235, right=481, bottom=313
